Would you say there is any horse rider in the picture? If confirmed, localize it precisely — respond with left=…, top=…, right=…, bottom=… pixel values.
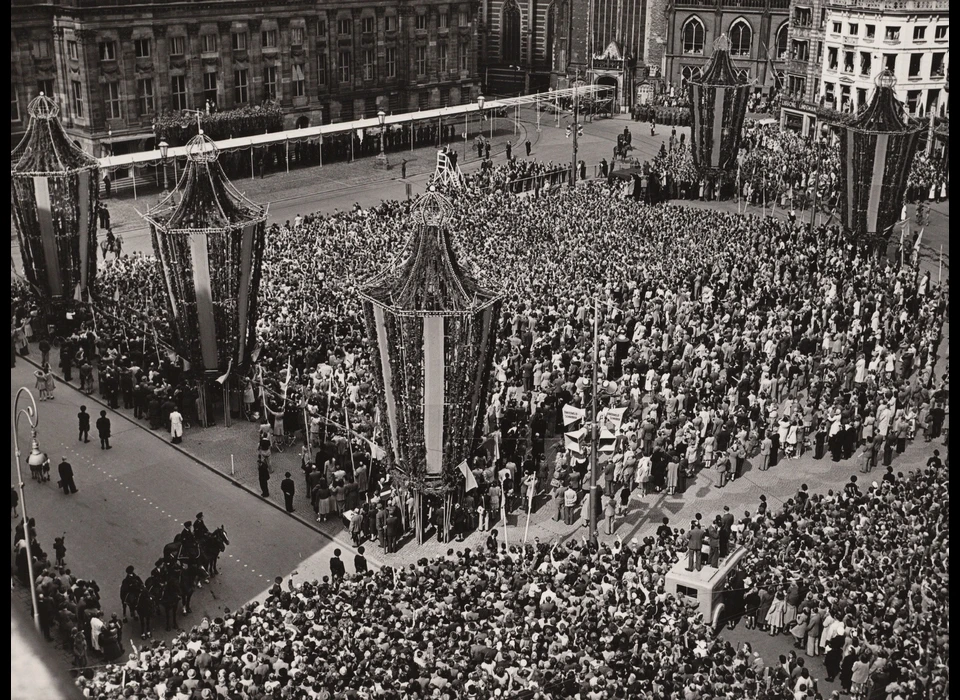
left=193, top=512, right=209, bottom=539
left=120, top=565, right=144, bottom=622
left=176, top=521, right=195, bottom=545
left=622, top=125, right=632, bottom=146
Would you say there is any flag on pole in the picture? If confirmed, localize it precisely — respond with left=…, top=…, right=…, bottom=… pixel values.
left=215, top=358, right=233, bottom=385
left=74, top=283, right=83, bottom=302
left=113, top=287, right=121, bottom=303
left=250, top=343, right=262, bottom=362
left=526, top=473, right=536, bottom=508
left=357, top=128, right=364, bottom=144
left=913, top=226, right=923, bottom=252
left=281, top=356, right=293, bottom=398
left=457, top=460, right=479, bottom=492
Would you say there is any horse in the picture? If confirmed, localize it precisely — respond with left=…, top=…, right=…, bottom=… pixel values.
left=120, top=578, right=143, bottom=623
left=198, top=526, right=229, bottom=576
left=149, top=578, right=182, bottom=631
left=132, top=587, right=156, bottom=639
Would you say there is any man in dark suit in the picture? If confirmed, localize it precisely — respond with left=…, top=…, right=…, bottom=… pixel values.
left=96, top=411, right=112, bottom=449
left=686, top=520, right=704, bottom=571
left=329, top=548, right=345, bottom=587
left=280, top=472, right=295, bottom=512
left=78, top=406, right=91, bottom=443
left=58, top=457, right=78, bottom=494
left=354, top=546, right=368, bottom=575
left=258, top=458, right=270, bottom=497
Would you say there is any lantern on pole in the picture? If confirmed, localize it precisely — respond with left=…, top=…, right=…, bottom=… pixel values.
left=11, top=93, right=100, bottom=302
left=688, top=35, right=751, bottom=175
left=837, top=70, right=922, bottom=246
left=143, top=130, right=268, bottom=377
left=360, top=188, right=503, bottom=543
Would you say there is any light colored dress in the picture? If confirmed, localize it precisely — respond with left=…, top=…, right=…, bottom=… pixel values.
left=765, top=596, right=787, bottom=628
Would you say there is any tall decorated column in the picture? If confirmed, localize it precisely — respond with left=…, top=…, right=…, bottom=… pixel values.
left=837, top=70, right=922, bottom=249
left=143, top=131, right=268, bottom=420
left=11, top=94, right=100, bottom=302
left=360, top=188, right=503, bottom=543
left=688, top=35, right=751, bottom=177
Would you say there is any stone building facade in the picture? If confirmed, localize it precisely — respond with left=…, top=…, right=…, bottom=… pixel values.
left=663, top=0, right=791, bottom=92
left=11, top=0, right=481, bottom=156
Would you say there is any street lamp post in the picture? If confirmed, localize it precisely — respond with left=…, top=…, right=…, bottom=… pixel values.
left=158, top=139, right=170, bottom=198
left=13, top=388, right=47, bottom=633
left=570, top=78, right=582, bottom=187
left=375, top=109, right=389, bottom=169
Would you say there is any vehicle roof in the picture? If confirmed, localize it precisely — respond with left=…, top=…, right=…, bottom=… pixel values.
left=664, top=547, right=748, bottom=589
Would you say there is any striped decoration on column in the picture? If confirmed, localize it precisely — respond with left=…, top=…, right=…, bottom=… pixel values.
left=188, top=233, right=219, bottom=371
left=33, top=176, right=63, bottom=298
left=77, top=171, right=92, bottom=292
left=373, top=306, right=401, bottom=465
left=866, top=135, right=889, bottom=234
left=236, top=224, right=256, bottom=365
left=423, top=316, right=445, bottom=476
left=711, top=88, right=726, bottom=166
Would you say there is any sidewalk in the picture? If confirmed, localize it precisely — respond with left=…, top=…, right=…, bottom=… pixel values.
left=15, top=328, right=946, bottom=572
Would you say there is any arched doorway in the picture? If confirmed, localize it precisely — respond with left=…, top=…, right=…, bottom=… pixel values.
left=596, top=75, right=618, bottom=104
left=296, top=116, right=310, bottom=129
left=501, top=0, right=522, bottom=64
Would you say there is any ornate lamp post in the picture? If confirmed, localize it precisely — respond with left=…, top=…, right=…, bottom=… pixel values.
left=158, top=139, right=170, bottom=197
left=12, top=388, right=47, bottom=632
left=478, top=94, right=490, bottom=144
left=375, top=109, right=389, bottom=170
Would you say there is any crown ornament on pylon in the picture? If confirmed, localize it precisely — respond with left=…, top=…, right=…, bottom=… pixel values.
left=27, top=92, right=60, bottom=120
left=185, top=129, right=219, bottom=163
left=411, top=186, right=455, bottom=227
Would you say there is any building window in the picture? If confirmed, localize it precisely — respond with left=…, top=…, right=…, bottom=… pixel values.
left=817, top=41, right=822, bottom=61
left=361, top=17, right=374, bottom=34
left=337, top=19, right=352, bottom=36
left=793, top=7, right=810, bottom=26
left=827, top=46, right=838, bottom=70
left=170, top=36, right=185, bottom=56
left=264, top=65, right=278, bottom=99
left=99, top=41, right=117, bottom=61
left=104, top=81, right=121, bottom=118
left=439, top=12, right=449, bottom=29
left=460, top=7, right=470, bottom=26
left=318, top=20, right=327, bottom=36
left=202, top=34, right=217, bottom=53
left=416, top=13, right=427, bottom=31
left=840, top=84, right=851, bottom=111
left=680, top=65, right=698, bottom=87
left=832, top=22, right=841, bottom=34
left=913, top=26, right=926, bottom=41
left=317, top=54, right=327, bottom=85
left=171, top=75, right=187, bottom=111
left=848, top=23, right=858, bottom=36
left=682, top=17, right=705, bottom=55
left=438, top=43, right=448, bottom=72
left=418, top=91, right=429, bottom=110
left=384, top=15, right=395, bottom=32
left=137, top=77, right=155, bottom=114
left=843, top=51, right=854, bottom=73
left=134, top=38, right=151, bottom=58
left=67, top=40, right=79, bottom=60
left=232, top=31, right=248, bottom=51
left=729, top=20, right=751, bottom=57
left=416, top=45, right=427, bottom=76
left=501, top=0, right=521, bottom=63
left=884, top=26, right=900, bottom=41
left=385, top=47, right=397, bottom=78
left=792, top=40, right=808, bottom=62
left=338, top=51, right=351, bottom=82
left=775, top=22, right=789, bottom=59
left=884, top=54, right=896, bottom=72
left=856, top=87, right=866, bottom=108
left=291, top=27, right=304, bottom=47
left=362, top=49, right=375, bottom=81
left=859, top=51, right=871, bottom=76
left=292, top=64, right=305, bottom=97
left=262, top=29, right=278, bottom=48
left=931, top=52, right=945, bottom=77
left=38, top=79, right=54, bottom=99
left=203, top=72, right=218, bottom=105
left=823, top=81, right=835, bottom=102
left=908, top=54, right=922, bottom=77
left=234, top=69, right=248, bottom=103
left=934, top=25, right=947, bottom=40
left=865, top=25, right=875, bottom=39
left=459, top=41, right=468, bottom=71
left=906, top=89, right=920, bottom=114
left=11, top=85, right=20, bottom=122
left=787, top=75, right=805, bottom=97
left=71, top=81, right=83, bottom=116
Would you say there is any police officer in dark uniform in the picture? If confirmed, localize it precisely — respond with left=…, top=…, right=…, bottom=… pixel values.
left=120, top=565, right=144, bottom=622
left=193, top=512, right=209, bottom=539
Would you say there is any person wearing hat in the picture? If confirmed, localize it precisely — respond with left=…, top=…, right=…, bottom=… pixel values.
left=280, top=472, right=296, bottom=512
left=78, top=405, right=91, bottom=444
left=120, top=566, right=143, bottom=622
left=96, top=410, right=112, bottom=450
left=58, top=456, right=78, bottom=494
left=193, top=513, right=209, bottom=539
left=329, top=549, right=345, bottom=587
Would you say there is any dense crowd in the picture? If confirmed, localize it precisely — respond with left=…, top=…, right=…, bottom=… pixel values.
left=74, top=448, right=948, bottom=699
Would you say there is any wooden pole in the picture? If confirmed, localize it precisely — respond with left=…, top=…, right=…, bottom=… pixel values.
left=938, top=245, right=943, bottom=284
left=250, top=145, right=254, bottom=180
left=588, top=297, right=599, bottom=542
left=132, top=170, right=137, bottom=200
left=230, top=454, right=235, bottom=476
left=223, top=378, right=231, bottom=428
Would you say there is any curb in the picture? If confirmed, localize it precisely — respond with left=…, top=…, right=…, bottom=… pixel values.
left=16, top=352, right=382, bottom=570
